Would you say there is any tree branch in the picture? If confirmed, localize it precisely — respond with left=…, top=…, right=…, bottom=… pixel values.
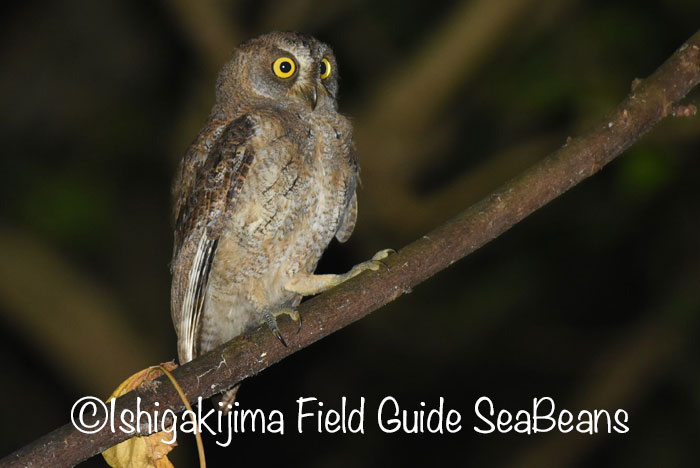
left=2, top=29, right=699, bottom=468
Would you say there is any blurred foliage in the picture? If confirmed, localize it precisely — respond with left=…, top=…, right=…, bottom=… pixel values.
left=1, top=0, right=700, bottom=467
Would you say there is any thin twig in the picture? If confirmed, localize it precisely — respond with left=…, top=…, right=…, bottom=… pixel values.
left=1, top=28, right=699, bottom=468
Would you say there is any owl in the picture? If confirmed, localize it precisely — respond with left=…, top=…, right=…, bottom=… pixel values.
left=170, top=31, right=389, bottom=404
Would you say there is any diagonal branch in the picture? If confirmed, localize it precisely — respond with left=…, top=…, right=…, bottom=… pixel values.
left=2, top=29, right=699, bottom=468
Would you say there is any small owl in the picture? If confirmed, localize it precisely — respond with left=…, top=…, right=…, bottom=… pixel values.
left=170, top=31, right=389, bottom=404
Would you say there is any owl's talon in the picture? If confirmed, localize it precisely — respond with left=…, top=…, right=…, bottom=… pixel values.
left=376, top=259, right=390, bottom=272
left=278, top=307, right=300, bottom=324
left=347, top=248, right=394, bottom=276
left=263, top=312, right=288, bottom=347
left=366, top=248, right=395, bottom=272
left=372, top=248, right=395, bottom=261
left=281, top=307, right=302, bottom=333
left=263, top=308, right=301, bottom=345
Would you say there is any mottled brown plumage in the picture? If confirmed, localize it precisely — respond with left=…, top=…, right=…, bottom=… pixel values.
left=170, top=32, right=388, bottom=400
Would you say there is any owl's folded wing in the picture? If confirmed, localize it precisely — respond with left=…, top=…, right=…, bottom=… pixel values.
left=335, top=191, right=357, bottom=243
left=170, top=115, right=256, bottom=363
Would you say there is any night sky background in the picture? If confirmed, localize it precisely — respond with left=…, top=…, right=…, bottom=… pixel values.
left=2, top=1, right=700, bottom=467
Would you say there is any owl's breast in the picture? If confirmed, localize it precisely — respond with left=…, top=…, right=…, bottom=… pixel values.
left=208, top=110, right=356, bottom=308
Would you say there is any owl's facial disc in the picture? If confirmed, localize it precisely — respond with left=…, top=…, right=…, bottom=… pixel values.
left=274, top=50, right=322, bottom=111
left=229, top=34, right=338, bottom=112
left=256, top=47, right=318, bottom=110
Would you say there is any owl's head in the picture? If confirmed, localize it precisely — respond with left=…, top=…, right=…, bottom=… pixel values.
left=215, top=31, right=341, bottom=114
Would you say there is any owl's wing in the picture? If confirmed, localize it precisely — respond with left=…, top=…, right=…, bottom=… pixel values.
left=335, top=191, right=357, bottom=243
left=171, top=115, right=255, bottom=363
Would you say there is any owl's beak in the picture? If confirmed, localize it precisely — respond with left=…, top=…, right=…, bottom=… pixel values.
left=300, top=84, right=318, bottom=110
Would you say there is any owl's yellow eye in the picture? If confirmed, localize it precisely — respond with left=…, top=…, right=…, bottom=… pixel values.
left=272, top=57, right=296, bottom=78
left=320, top=58, right=331, bottom=80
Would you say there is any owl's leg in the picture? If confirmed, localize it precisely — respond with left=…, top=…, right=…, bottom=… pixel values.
left=263, top=307, right=300, bottom=347
left=268, top=249, right=393, bottom=345
left=286, top=249, right=394, bottom=296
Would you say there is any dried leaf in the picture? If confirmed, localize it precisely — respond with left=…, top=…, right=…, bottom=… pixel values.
left=102, top=362, right=179, bottom=468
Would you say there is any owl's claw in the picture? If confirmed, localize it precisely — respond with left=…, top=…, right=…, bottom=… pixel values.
left=348, top=248, right=395, bottom=276
left=371, top=248, right=395, bottom=272
left=263, top=307, right=301, bottom=346
left=374, top=248, right=396, bottom=259
left=264, top=312, right=287, bottom=347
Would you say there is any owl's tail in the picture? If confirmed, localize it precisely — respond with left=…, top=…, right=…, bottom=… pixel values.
left=212, top=384, right=241, bottom=414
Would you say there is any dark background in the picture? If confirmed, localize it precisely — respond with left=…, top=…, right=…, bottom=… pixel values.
left=2, top=1, right=700, bottom=467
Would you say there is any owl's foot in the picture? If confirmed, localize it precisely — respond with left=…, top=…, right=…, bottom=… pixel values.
left=263, top=307, right=301, bottom=347
left=344, top=248, right=394, bottom=278
left=285, top=248, right=395, bottom=296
